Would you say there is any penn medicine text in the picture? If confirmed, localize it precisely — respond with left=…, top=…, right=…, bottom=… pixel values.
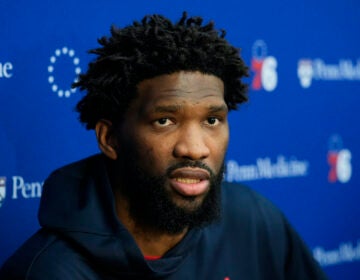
left=12, top=176, right=43, bottom=199
left=0, top=61, right=13, bottom=78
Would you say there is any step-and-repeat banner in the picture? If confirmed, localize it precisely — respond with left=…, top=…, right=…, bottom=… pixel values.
left=1, top=0, right=359, bottom=278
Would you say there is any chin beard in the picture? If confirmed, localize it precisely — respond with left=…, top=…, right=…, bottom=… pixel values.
left=109, top=155, right=224, bottom=235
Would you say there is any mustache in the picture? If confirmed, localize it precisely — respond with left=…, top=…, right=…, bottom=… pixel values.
left=166, top=160, right=215, bottom=177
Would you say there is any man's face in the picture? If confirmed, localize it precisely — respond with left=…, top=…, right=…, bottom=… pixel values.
left=114, top=71, right=229, bottom=233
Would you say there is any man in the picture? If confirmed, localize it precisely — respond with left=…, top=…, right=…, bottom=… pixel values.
left=0, top=12, right=327, bottom=279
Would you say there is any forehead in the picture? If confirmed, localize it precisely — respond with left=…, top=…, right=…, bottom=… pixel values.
left=135, top=71, right=225, bottom=107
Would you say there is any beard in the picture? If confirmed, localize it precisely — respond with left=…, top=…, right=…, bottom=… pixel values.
left=109, top=146, right=224, bottom=235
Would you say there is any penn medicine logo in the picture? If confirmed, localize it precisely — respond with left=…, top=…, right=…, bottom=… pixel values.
left=0, top=177, right=6, bottom=207
left=48, top=47, right=81, bottom=98
left=0, top=176, right=43, bottom=208
left=226, top=155, right=309, bottom=182
left=298, top=58, right=360, bottom=88
left=327, top=135, right=352, bottom=184
left=297, top=60, right=313, bottom=88
left=251, top=40, right=278, bottom=92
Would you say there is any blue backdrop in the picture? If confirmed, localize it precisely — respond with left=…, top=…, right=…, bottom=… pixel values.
left=1, top=0, right=359, bottom=278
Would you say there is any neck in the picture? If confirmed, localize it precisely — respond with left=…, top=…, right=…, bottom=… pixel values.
left=113, top=188, right=188, bottom=257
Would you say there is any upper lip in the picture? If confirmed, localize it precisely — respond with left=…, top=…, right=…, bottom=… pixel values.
left=169, top=168, right=210, bottom=180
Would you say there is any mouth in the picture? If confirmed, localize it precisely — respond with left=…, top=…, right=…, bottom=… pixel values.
left=169, top=168, right=210, bottom=197
left=174, top=178, right=201, bottom=184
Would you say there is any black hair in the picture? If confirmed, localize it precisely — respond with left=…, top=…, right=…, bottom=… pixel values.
left=74, top=12, right=249, bottom=129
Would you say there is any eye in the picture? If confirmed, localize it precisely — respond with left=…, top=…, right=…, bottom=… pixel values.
left=154, top=118, right=173, bottom=127
left=206, top=117, right=220, bottom=126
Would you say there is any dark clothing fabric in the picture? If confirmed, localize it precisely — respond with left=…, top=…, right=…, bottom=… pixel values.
left=0, top=154, right=327, bottom=279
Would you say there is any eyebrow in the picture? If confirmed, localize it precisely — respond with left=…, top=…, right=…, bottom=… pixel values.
left=152, top=104, right=228, bottom=114
left=153, top=105, right=182, bottom=113
left=208, top=104, right=228, bottom=113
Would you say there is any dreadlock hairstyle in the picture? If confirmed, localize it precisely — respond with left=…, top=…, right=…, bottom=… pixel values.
left=74, top=12, right=249, bottom=129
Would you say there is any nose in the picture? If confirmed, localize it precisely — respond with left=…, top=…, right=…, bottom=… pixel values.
left=173, top=124, right=210, bottom=160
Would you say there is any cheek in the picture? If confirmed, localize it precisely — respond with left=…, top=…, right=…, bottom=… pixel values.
left=209, top=128, right=229, bottom=164
left=214, top=124, right=229, bottom=147
left=212, top=139, right=228, bottom=159
left=137, top=137, right=173, bottom=171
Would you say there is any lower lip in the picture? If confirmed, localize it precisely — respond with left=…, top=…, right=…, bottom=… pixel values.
left=169, top=179, right=209, bottom=197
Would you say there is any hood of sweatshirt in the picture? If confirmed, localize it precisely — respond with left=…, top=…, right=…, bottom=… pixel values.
left=38, top=154, right=202, bottom=278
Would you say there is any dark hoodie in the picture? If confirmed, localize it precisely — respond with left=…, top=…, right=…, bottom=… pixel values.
left=0, top=154, right=327, bottom=279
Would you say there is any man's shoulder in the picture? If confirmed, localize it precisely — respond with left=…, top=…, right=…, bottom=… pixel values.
left=40, top=154, right=106, bottom=198
left=221, top=182, right=283, bottom=217
left=0, top=229, right=60, bottom=279
left=0, top=229, right=95, bottom=279
left=220, top=182, right=288, bottom=234
left=47, top=154, right=104, bottom=181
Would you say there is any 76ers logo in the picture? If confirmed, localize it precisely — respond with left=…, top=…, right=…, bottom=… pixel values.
left=0, top=177, right=6, bottom=207
left=251, top=40, right=278, bottom=92
left=327, top=135, right=352, bottom=183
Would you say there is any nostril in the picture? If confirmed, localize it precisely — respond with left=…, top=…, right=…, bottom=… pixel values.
left=173, top=141, right=210, bottom=160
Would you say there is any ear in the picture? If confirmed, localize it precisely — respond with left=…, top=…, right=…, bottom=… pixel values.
left=95, top=120, right=118, bottom=160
